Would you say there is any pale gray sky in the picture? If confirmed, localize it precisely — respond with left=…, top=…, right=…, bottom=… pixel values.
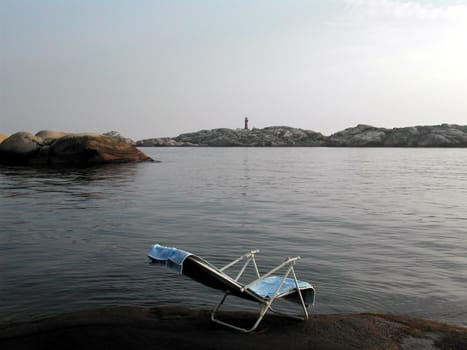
left=1, top=0, right=466, bottom=139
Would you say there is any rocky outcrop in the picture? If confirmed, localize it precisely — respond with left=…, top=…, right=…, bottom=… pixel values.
left=327, top=124, right=386, bottom=147
left=0, top=132, right=44, bottom=164
left=48, top=134, right=152, bottom=166
left=35, top=130, right=70, bottom=142
left=136, top=124, right=467, bottom=147
left=176, top=127, right=327, bottom=146
left=0, top=131, right=153, bottom=166
left=0, top=134, right=8, bottom=143
left=328, top=124, right=467, bottom=147
left=136, top=137, right=195, bottom=147
left=138, top=127, right=327, bottom=147
left=103, top=131, right=136, bottom=145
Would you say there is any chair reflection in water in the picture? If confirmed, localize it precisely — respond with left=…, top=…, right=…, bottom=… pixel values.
left=148, top=244, right=315, bottom=333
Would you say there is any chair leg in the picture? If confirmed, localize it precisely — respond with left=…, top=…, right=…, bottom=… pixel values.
left=210, top=293, right=270, bottom=333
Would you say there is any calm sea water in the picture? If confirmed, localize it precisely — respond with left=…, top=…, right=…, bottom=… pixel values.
left=1, top=148, right=466, bottom=326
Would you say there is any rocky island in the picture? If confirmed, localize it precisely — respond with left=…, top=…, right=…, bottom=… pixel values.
left=137, top=126, right=327, bottom=147
left=0, top=130, right=152, bottom=167
left=137, top=124, right=467, bottom=147
left=327, top=124, right=467, bottom=147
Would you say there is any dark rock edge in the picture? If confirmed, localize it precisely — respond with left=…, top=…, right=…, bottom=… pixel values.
left=0, top=306, right=465, bottom=350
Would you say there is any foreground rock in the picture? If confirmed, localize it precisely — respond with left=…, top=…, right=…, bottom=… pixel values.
left=137, top=124, right=467, bottom=147
left=0, top=307, right=465, bottom=350
left=0, top=131, right=152, bottom=166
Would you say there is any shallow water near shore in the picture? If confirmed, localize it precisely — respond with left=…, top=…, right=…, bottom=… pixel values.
left=1, top=148, right=466, bottom=326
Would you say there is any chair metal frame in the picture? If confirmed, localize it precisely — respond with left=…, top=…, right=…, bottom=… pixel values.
left=210, top=249, right=310, bottom=333
left=148, top=245, right=314, bottom=333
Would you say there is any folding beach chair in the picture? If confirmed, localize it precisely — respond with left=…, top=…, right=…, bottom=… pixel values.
left=148, top=244, right=315, bottom=332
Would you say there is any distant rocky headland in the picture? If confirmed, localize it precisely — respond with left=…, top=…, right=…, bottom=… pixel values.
left=0, top=130, right=152, bottom=167
left=136, top=124, right=467, bottom=147
left=3, top=124, right=467, bottom=167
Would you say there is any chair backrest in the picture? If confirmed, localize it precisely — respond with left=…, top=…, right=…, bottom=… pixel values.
left=148, top=244, right=264, bottom=302
left=182, top=255, right=263, bottom=302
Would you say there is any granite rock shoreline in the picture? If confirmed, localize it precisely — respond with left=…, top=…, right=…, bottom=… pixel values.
left=0, top=130, right=152, bottom=166
left=136, top=124, right=467, bottom=147
left=1, top=307, right=466, bottom=350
